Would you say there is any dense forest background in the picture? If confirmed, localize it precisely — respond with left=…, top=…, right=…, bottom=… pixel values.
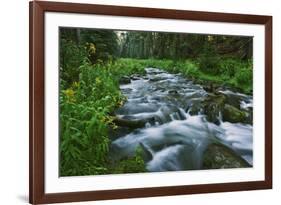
left=59, top=28, right=253, bottom=176
left=119, top=31, right=252, bottom=60
left=60, top=28, right=253, bottom=89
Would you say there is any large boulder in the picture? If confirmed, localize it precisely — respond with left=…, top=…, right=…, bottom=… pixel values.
left=222, top=104, right=247, bottom=123
left=199, top=93, right=248, bottom=124
left=220, top=91, right=245, bottom=108
left=202, top=143, right=251, bottom=169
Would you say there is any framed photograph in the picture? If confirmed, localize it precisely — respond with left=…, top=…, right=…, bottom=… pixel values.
left=29, top=1, right=272, bottom=204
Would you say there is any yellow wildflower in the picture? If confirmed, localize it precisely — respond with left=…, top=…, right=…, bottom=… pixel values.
left=89, top=43, right=96, bottom=55
left=64, top=88, right=75, bottom=97
left=72, top=81, right=79, bottom=88
left=63, top=88, right=75, bottom=102
left=95, top=77, right=101, bottom=84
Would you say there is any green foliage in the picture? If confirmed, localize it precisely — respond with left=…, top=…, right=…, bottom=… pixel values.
left=60, top=60, right=147, bottom=176
left=59, top=28, right=253, bottom=176
left=218, top=58, right=239, bottom=77
left=60, top=28, right=120, bottom=87
left=59, top=64, right=119, bottom=176
left=60, top=57, right=252, bottom=176
left=112, top=58, right=146, bottom=77
left=60, top=39, right=88, bottom=86
left=172, top=60, right=200, bottom=78
left=109, top=147, right=147, bottom=174
left=118, top=58, right=252, bottom=94
left=81, top=29, right=119, bottom=64
left=235, top=68, right=252, bottom=85
left=120, top=31, right=252, bottom=61
left=198, top=44, right=221, bottom=75
left=234, top=66, right=253, bottom=93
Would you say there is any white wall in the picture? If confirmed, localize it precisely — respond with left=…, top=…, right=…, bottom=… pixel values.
left=0, top=0, right=279, bottom=204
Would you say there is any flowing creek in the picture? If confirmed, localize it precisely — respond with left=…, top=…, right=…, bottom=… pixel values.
left=109, top=68, right=253, bottom=172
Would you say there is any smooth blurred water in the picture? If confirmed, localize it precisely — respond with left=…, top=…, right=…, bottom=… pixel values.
left=110, top=68, right=253, bottom=171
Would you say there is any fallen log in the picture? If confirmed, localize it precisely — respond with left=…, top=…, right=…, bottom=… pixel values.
left=112, top=116, right=151, bottom=129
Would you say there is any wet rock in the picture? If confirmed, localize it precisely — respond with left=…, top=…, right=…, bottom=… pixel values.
left=149, top=77, right=163, bottom=82
left=184, top=91, right=205, bottom=102
left=202, top=143, right=251, bottom=169
left=202, top=83, right=218, bottom=93
left=223, top=104, right=247, bottom=123
left=130, top=74, right=142, bottom=80
left=244, top=109, right=253, bottom=125
left=220, top=91, right=244, bottom=109
left=119, top=76, right=131, bottom=84
left=201, top=93, right=248, bottom=124
left=139, top=142, right=153, bottom=162
left=168, top=90, right=178, bottom=94
left=157, top=106, right=179, bottom=123
left=108, top=126, right=132, bottom=141
left=193, top=78, right=204, bottom=85
left=186, top=100, right=203, bottom=115
left=202, top=93, right=226, bottom=124
left=112, top=116, right=153, bottom=129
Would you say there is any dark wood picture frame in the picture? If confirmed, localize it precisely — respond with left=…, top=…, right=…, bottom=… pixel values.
left=29, top=1, right=272, bottom=204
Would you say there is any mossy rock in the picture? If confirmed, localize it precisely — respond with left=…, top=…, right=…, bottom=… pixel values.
left=203, top=143, right=251, bottom=169
left=187, top=102, right=203, bottom=115
left=201, top=93, right=247, bottom=124
left=202, top=82, right=220, bottom=93
left=139, top=142, right=153, bottom=162
left=221, top=92, right=244, bottom=109
left=202, top=93, right=226, bottom=124
left=119, top=76, right=131, bottom=84
left=112, top=116, right=154, bottom=129
left=222, top=104, right=246, bottom=123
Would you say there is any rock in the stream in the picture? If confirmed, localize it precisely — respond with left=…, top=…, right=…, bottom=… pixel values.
left=119, top=76, right=131, bottom=84
left=186, top=99, right=203, bottom=115
left=108, top=126, right=132, bottom=141
left=223, top=104, right=246, bottom=123
left=112, top=116, right=150, bottom=129
left=130, top=74, right=142, bottom=80
left=202, top=93, right=226, bottom=124
left=168, top=90, right=179, bottom=94
left=202, top=83, right=219, bottom=93
left=220, top=91, right=245, bottom=108
left=149, top=76, right=164, bottom=82
left=201, top=93, right=248, bottom=124
left=139, top=142, right=153, bottom=162
left=202, top=143, right=251, bottom=169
